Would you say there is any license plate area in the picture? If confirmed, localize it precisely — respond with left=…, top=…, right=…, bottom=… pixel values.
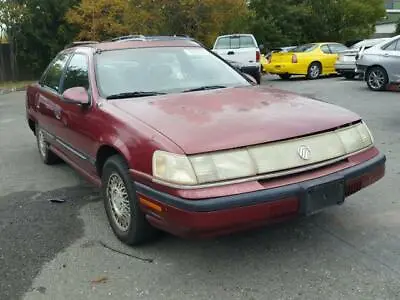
left=301, top=180, right=345, bottom=216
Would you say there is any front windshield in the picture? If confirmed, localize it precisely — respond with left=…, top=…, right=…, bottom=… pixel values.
left=95, top=47, right=250, bottom=98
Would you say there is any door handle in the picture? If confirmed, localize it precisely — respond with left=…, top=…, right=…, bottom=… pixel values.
left=227, top=51, right=235, bottom=55
left=384, top=53, right=390, bottom=57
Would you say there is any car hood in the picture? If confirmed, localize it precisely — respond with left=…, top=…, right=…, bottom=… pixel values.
left=111, top=86, right=360, bottom=154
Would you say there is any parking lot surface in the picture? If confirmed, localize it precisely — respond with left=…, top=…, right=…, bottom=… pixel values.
left=1, top=75, right=399, bottom=300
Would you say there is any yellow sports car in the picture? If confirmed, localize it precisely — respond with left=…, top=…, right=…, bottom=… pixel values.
left=264, top=43, right=348, bottom=79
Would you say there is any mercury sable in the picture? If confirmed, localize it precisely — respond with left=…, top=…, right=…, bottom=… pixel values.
left=26, top=37, right=386, bottom=245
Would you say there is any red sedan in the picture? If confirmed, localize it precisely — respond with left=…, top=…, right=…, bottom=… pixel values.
left=26, top=37, right=385, bottom=245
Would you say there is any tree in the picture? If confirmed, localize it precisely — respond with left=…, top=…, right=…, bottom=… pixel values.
left=66, top=0, right=132, bottom=41
left=153, top=0, right=250, bottom=47
left=0, top=1, right=29, bottom=80
left=1, top=0, right=79, bottom=78
left=66, top=0, right=250, bottom=47
left=249, top=0, right=386, bottom=48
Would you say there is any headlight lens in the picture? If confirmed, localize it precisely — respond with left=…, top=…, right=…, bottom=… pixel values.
left=338, top=122, right=373, bottom=153
left=190, top=150, right=256, bottom=184
left=152, top=122, right=374, bottom=186
left=152, top=151, right=197, bottom=185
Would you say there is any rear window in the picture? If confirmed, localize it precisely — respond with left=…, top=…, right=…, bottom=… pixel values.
left=214, top=36, right=256, bottom=49
left=292, top=44, right=318, bottom=53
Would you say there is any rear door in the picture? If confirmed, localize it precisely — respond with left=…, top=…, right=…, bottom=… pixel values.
left=213, top=35, right=259, bottom=66
left=379, top=38, right=400, bottom=82
left=36, top=51, right=71, bottom=140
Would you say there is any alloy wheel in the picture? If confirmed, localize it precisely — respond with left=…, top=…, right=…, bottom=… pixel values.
left=368, top=70, right=385, bottom=90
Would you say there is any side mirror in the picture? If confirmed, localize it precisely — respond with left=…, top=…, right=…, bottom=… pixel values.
left=243, top=73, right=258, bottom=85
left=62, top=87, right=89, bottom=105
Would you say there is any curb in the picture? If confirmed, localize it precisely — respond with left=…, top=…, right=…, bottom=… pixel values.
left=0, top=87, right=27, bottom=95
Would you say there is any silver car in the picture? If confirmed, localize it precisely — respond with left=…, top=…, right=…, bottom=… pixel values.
left=356, top=35, right=400, bottom=91
left=335, top=38, right=389, bottom=79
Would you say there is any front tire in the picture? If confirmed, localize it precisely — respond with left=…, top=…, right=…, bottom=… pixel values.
left=366, top=66, right=388, bottom=91
left=102, top=155, right=158, bottom=245
left=36, top=125, right=60, bottom=165
left=307, top=62, right=322, bottom=79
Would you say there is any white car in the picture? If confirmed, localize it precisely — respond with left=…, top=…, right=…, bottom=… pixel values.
left=335, top=38, right=389, bottom=79
left=212, top=34, right=262, bottom=84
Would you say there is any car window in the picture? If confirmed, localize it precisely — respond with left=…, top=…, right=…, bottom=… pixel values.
left=41, top=52, right=70, bottom=92
left=214, top=36, right=255, bottom=49
left=239, top=36, right=256, bottom=48
left=95, top=47, right=250, bottom=98
left=320, top=45, right=331, bottom=54
left=293, top=44, right=318, bottom=53
left=328, top=44, right=348, bottom=53
left=62, top=54, right=89, bottom=93
left=214, top=37, right=230, bottom=49
left=396, top=40, right=400, bottom=51
left=383, top=40, right=398, bottom=51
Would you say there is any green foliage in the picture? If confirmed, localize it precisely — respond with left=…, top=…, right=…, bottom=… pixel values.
left=250, top=0, right=386, bottom=48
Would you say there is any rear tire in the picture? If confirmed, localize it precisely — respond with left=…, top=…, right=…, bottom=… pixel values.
left=366, top=66, right=388, bottom=91
left=279, top=74, right=291, bottom=80
left=251, top=70, right=261, bottom=84
left=307, top=62, right=322, bottom=79
left=36, top=125, right=60, bottom=165
left=102, top=155, right=159, bottom=245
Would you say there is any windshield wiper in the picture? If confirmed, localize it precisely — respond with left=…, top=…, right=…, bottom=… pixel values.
left=106, top=91, right=166, bottom=100
left=183, top=85, right=227, bottom=93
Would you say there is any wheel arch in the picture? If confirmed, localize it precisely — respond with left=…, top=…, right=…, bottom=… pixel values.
left=309, top=60, right=322, bottom=71
left=96, top=143, right=131, bottom=178
left=366, top=64, right=388, bottom=78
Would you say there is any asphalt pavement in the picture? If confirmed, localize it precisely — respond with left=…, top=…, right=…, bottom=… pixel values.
left=1, top=75, right=400, bottom=300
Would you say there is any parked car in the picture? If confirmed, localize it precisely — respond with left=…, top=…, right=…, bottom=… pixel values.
left=262, top=46, right=297, bottom=72
left=212, top=34, right=262, bottom=84
left=356, top=35, right=400, bottom=91
left=26, top=36, right=386, bottom=245
left=265, top=42, right=348, bottom=80
left=335, top=38, right=390, bottom=79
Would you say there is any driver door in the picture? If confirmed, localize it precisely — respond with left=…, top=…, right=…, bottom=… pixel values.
left=57, top=53, right=98, bottom=175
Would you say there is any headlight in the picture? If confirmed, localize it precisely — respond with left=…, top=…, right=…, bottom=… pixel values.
left=337, top=122, right=373, bottom=153
left=190, top=150, right=256, bottom=184
left=152, top=151, right=197, bottom=185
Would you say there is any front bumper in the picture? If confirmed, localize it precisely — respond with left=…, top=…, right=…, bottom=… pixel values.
left=136, top=153, right=386, bottom=238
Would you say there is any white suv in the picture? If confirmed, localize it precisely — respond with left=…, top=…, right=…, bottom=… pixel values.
left=212, top=34, right=262, bottom=84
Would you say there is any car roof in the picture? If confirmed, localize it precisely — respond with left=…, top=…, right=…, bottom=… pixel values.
left=216, top=34, right=254, bottom=38
left=65, top=36, right=203, bottom=52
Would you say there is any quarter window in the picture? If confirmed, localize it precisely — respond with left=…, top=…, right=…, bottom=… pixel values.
left=320, top=45, right=331, bottom=54
left=328, top=44, right=348, bottom=53
left=62, top=54, right=90, bottom=92
left=383, top=40, right=398, bottom=51
left=41, top=52, right=70, bottom=92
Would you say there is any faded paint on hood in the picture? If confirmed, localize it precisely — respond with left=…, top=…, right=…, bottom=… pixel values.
left=111, top=86, right=360, bottom=154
